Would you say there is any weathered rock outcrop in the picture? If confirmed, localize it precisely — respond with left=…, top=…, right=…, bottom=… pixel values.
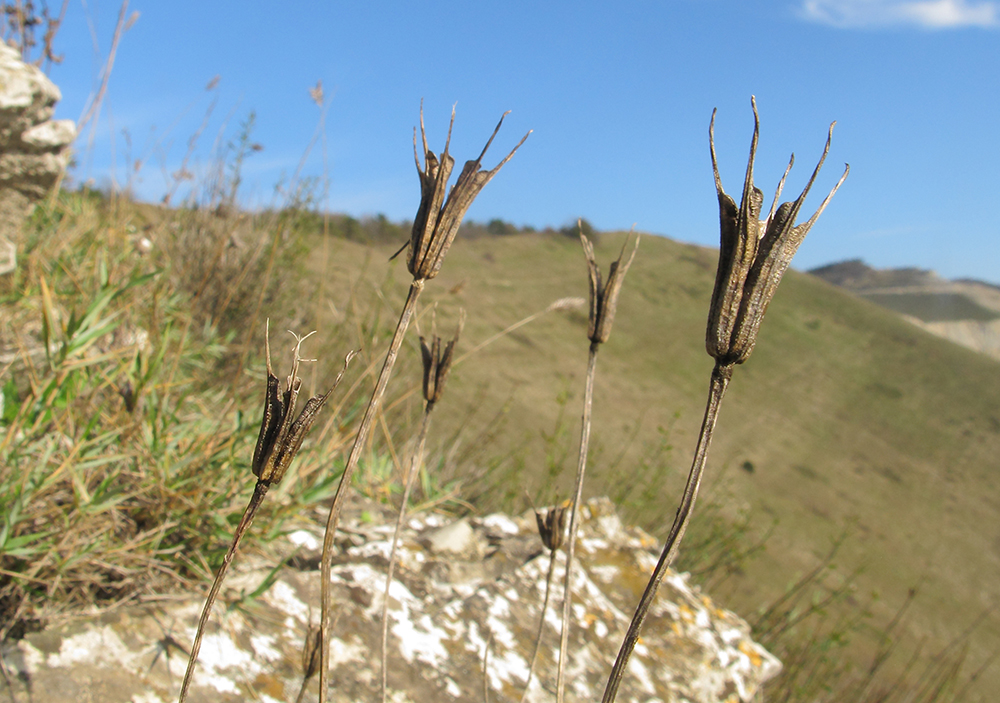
left=810, top=259, right=1000, bottom=360
left=3, top=497, right=780, bottom=702
left=0, top=43, right=75, bottom=275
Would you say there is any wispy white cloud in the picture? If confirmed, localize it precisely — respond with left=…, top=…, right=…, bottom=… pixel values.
left=799, top=0, right=1000, bottom=28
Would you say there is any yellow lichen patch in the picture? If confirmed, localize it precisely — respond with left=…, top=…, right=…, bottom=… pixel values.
left=252, top=672, right=285, bottom=699
left=738, top=640, right=763, bottom=668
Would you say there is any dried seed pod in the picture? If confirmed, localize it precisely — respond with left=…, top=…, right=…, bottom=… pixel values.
left=534, top=500, right=570, bottom=552
left=408, top=104, right=531, bottom=281
left=580, top=227, right=639, bottom=345
left=707, top=97, right=849, bottom=366
left=252, top=324, right=347, bottom=484
left=419, top=314, right=464, bottom=406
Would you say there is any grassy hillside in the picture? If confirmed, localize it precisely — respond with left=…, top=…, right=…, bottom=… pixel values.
left=3, top=193, right=999, bottom=700
left=305, top=227, right=1000, bottom=697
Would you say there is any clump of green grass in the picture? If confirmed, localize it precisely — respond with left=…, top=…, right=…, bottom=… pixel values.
left=0, top=187, right=358, bottom=645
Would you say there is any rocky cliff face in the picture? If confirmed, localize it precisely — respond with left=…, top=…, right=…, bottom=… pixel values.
left=3, top=496, right=780, bottom=702
left=0, top=42, right=76, bottom=275
left=810, top=260, right=1000, bottom=361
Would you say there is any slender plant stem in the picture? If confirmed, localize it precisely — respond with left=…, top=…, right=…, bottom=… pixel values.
left=556, top=340, right=600, bottom=703
left=601, top=361, right=733, bottom=703
left=294, top=679, right=309, bottom=703
left=520, top=545, right=559, bottom=703
left=380, top=402, right=435, bottom=702
left=178, top=480, right=270, bottom=703
left=483, top=630, right=495, bottom=703
left=318, top=278, right=425, bottom=703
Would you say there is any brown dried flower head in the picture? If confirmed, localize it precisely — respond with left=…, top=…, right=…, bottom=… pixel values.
left=580, top=226, right=640, bottom=345
left=252, top=324, right=342, bottom=484
left=707, top=97, right=849, bottom=366
left=534, top=500, right=571, bottom=552
left=408, top=104, right=531, bottom=281
left=420, top=314, right=464, bottom=406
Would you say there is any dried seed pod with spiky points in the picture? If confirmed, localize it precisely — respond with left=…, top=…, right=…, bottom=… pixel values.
left=602, top=100, right=849, bottom=703
left=419, top=315, right=464, bottom=407
left=534, top=500, right=570, bottom=552
left=408, top=105, right=531, bottom=281
left=580, top=227, right=640, bottom=345
left=252, top=325, right=340, bottom=485
left=707, top=96, right=849, bottom=366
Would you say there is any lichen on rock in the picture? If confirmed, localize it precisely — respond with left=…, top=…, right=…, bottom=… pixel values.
left=3, top=496, right=778, bottom=702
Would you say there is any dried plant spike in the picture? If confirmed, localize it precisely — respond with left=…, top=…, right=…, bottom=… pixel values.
left=707, top=96, right=848, bottom=365
left=177, top=333, right=350, bottom=703
left=420, top=312, right=465, bottom=405
left=556, top=228, right=638, bottom=702
left=580, top=226, right=639, bottom=345
left=706, top=100, right=763, bottom=364
left=732, top=130, right=849, bottom=361
left=534, top=500, right=570, bottom=552
left=602, top=100, right=848, bottom=703
left=253, top=328, right=347, bottom=485
left=408, top=105, right=531, bottom=281
left=252, top=319, right=284, bottom=477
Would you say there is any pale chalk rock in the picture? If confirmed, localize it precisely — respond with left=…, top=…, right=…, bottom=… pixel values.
left=3, top=497, right=780, bottom=702
left=0, top=42, right=76, bottom=275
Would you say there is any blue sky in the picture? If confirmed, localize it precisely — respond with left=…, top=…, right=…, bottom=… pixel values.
left=41, top=0, right=1000, bottom=282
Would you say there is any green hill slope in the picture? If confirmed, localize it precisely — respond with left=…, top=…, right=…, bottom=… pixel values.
left=308, top=229, right=1000, bottom=696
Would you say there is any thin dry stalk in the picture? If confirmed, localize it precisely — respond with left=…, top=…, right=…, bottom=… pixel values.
left=77, top=1, right=135, bottom=153
left=177, top=329, right=349, bottom=703
left=556, top=340, right=598, bottom=703
left=379, top=408, right=432, bottom=702
left=602, top=97, right=846, bottom=703
left=294, top=623, right=322, bottom=703
left=176, top=481, right=269, bottom=703
left=556, top=231, right=637, bottom=703
left=483, top=629, right=495, bottom=703
left=520, top=500, right=568, bottom=703
left=317, top=107, right=527, bottom=702
left=379, top=316, right=461, bottom=701
left=318, top=279, right=423, bottom=701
